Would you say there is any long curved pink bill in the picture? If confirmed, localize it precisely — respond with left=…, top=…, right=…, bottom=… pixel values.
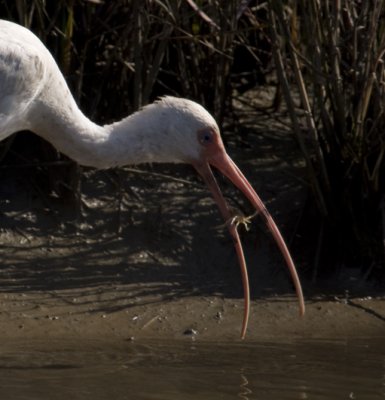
left=211, top=153, right=305, bottom=317
left=193, top=161, right=251, bottom=339
left=194, top=151, right=305, bottom=339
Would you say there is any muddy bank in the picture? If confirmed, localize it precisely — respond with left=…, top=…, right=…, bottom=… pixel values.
left=0, top=288, right=384, bottom=342
left=0, top=161, right=383, bottom=343
left=0, top=99, right=384, bottom=343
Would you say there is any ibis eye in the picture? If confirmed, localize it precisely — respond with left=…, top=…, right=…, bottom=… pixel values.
left=198, top=129, right=214, bottom=146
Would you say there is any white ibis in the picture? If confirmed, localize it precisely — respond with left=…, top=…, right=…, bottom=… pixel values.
left=0, top=19, right=305, bottom=338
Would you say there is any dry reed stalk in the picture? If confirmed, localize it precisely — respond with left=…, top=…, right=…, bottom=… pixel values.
left=268, top=3, right=328, bottom=216
left=269, top=0, right=385, bottom=270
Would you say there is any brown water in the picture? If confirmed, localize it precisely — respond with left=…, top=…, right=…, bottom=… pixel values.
left=0, top=337, right=384, bottom=399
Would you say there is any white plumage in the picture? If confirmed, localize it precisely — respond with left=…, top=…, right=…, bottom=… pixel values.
left=0, top=19, right=305, bottom=338
left=0, top=20, right=219, bottom=168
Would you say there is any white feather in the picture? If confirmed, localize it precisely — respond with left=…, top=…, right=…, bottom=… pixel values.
left=0, top=19, right=219, bottom=169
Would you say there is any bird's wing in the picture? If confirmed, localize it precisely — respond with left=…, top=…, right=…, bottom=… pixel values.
left=0, top=20, right=47, bottom=137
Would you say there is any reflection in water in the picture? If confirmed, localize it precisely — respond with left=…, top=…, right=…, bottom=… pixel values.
left=238, top=373, right=252, bottom=400
left=0, top=337, right=384, bottom=399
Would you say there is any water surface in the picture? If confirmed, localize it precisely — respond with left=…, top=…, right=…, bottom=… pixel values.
left=0, top=337, right=384, bottom=399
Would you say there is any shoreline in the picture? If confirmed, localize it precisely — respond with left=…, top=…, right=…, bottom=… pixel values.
left=0, top=292, right=383, bottom=343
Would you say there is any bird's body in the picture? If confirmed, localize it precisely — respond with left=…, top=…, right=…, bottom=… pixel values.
left=0, top=19, right=305, bottom=338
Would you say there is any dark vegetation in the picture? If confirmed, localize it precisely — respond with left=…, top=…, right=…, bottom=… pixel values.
left=0, top=0, right=384, bottom=279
